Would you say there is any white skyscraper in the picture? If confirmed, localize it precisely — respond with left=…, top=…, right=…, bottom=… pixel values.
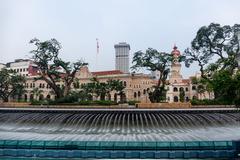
left=114, top=42, right=130, bottom=73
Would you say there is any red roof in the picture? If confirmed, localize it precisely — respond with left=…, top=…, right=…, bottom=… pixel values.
left=91, top=70, right=124, bottom=76
left=182, top=79, right=190, bottom=83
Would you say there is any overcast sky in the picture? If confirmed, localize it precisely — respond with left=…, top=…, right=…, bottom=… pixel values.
left=1, top=0, right=240, bottom=78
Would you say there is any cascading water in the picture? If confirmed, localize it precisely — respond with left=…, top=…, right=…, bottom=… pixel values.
left=0, top=110, right=240, bottom=141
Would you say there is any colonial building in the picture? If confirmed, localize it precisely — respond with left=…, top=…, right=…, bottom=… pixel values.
left=1, top=46, right=214, bottom=103
left=166, top=46, right=214, bottom=102
left=21, top=66, right=153, bottom=102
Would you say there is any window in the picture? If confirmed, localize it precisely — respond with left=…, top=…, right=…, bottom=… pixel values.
left=138, top=91, right=141, bottom=97
left=33, top=83, right=35, bottom=88
left=42, top=84, right=45, bottom=88
left=143, top=89, right=146, bottom=95
left=180, top=87, right=184, bottom=91
left=185, top=87, right=188, bottom=92
left=174, top=96, right=178, bottom=102
left=134, top=92, right=137, bottom=98
left=20, top=69, right=22, bottom=72
left=123, top=81, right=127, bottom=87
left=192, top=86, right=196, bottom=90
left=173, top=87, right=178, bottom=92
left=39, top=83, right=42, bottom=88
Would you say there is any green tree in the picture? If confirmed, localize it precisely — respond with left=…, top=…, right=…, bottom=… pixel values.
left=30, top=38, right=88, bottom=99
left=179, top=89, right=185, bottom=102
left=184, top=23, right=240, bottom=79
left=131, top=48, right=174, bottom=102
left=184, top=23, right=240, bottom=105
left=0, top=69, right=26, bottom=102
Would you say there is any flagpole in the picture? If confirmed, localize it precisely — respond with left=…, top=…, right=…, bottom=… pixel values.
left=96, top=38, right=99, bottom=70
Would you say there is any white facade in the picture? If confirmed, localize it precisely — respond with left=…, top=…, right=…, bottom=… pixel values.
left=114, top=42, right=130, bottom=73
left=6, top=59, right=37, bottom=76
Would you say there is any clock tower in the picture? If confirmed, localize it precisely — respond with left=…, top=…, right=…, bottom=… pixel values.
left=169, top=45, right=183, bottom=84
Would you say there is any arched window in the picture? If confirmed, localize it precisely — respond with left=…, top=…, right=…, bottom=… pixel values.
left=134, top=92, right=137, bottom=98
left=185, top=87, right=188, bottom=92
left=123, top=81, right=127, bottom=87
left=39, top=83, right=42, bottom=88
left=180, top=87, right=184, bottom=91
left=39, top=94, right=44, bottom=101
left=193, top=96, right=197, bottom=99
left=114, top=93, right=118, bottom=102
left=186, top=97, right=189, bottom=102
left=108, top=94, right=111, bottom=101
left=192, top=86, right=196, bottom=90
left=143, top=89, right=146, bottom=95
left=173, top=87, right=178, bottom=92
left=174, top=96, right=178, bottom=102
left=46, top=95, right=51, bottom=100
left=138, top=91, right=141, bottom=97
left=24, top=94, right=28, bottom=101
left=167, top=97, right=170, bottom=101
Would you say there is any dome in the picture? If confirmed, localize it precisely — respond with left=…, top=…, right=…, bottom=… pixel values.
left=171, top=45, right=181, bottom=56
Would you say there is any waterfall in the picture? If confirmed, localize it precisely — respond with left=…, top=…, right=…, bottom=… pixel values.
left=0, top=110, right=240, bottom=141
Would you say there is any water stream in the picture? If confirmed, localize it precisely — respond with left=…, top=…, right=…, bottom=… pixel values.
left=0, top=110, right=240, bottom=141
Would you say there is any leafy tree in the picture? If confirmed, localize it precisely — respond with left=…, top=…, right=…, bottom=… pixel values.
left=184, top=23, right=240, bottom=105
left=30, top=38, right=88, bottom=99
left=184, top=23, right=240, bottom=79
left=179, top=89, right=185, bottom=102
left=131, top=48, right=174, bottom=102
left=0, top=69, right=26, bottom=102
left=80, top=78, right=125, bottom=101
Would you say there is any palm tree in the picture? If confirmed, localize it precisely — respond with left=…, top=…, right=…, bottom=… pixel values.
left=31, top=88, right=43, bottom=100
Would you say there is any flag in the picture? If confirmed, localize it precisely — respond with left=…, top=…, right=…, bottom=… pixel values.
left=96, top=38, right=99, bottom=54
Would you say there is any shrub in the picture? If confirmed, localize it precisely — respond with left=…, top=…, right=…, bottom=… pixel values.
left=190, top=99, right=233, bottom=105
left=128, top=100, right=140, bottom=105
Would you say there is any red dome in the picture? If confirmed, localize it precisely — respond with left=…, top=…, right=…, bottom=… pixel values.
left=171, top=45, right=180, bottom=56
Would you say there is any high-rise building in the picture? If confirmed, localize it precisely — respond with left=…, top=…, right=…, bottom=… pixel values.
left=114, top=42, right=130, bottom=73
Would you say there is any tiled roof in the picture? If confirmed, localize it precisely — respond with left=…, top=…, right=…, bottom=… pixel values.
left=91, top=70, right=124, bottom=76
left=182, top=79, right=190, bottom=83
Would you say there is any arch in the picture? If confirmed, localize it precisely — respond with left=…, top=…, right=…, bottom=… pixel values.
left=180, top=87, right=184, bottom=91
left=24, top=94, right=28, bottom=101
left=174, top=96, right=178, bottom=102
left=173, top=87, right=178, bottom=92
left=39, top=94, right=44, bottom=101
left=143, top=89, right=146, bottom=95
left=46, top=95, right=51, bottom=100
left=114, top=93, right=118, bottom=102
left=120, top=93, right=126, bottom=102
left=134, top=92, right=137, bottom=98
left=108, top=94, right=111, bottom=101
left=185, top=87, right=189, bottom=92
left=138, top=91, right=141, bottom=97
left=30, top=94, right=34, bottom=101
